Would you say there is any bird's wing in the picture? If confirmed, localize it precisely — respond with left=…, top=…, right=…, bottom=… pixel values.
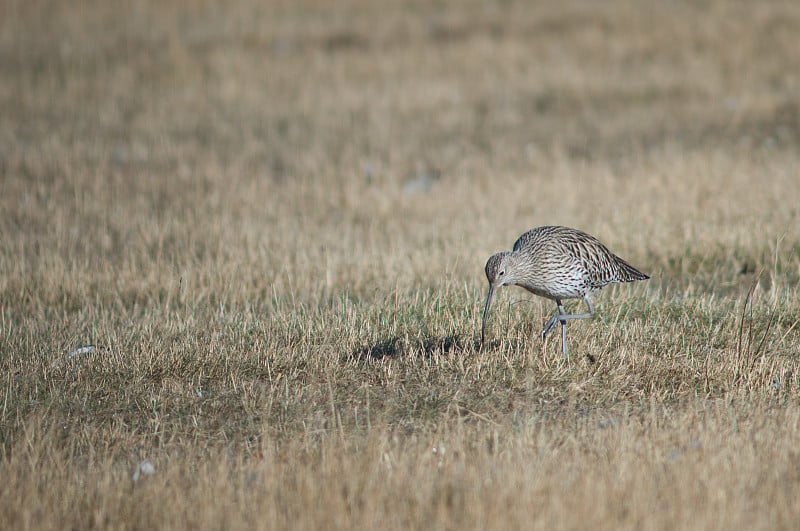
left=560, top=236, right=619, bottom=288
left=511, top=231, right=529, bottom=253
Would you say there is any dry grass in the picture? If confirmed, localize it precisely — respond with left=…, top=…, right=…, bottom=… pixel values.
left=2, top=0, right=800, bottom=529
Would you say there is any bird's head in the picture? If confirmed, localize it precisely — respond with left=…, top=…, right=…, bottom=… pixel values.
left=481, top=251, right=514, bottom=346
left=484, top=251, right=515, bottom=287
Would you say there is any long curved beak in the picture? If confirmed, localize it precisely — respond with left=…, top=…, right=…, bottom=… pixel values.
left=481, top=284, right=496, bottom=346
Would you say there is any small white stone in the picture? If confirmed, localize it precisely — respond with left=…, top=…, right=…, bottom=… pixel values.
left=133, top=460, right=156, bottom=482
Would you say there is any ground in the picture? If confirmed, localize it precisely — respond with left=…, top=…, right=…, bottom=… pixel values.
left=1, top=0, right=800, bottom=529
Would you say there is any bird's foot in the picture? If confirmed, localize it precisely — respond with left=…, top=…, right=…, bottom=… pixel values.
left=541, top=315, right=560, bottom=339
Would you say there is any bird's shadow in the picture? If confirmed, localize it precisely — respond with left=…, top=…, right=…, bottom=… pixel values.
left=350, top=334, right=478, bottom=362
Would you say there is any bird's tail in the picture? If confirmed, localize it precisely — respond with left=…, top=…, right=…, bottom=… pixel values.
left=615, top=256, right=649, bottom=282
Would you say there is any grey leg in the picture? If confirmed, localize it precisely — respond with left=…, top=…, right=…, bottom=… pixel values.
left=541, top=298, right=596, bottom=359
left=558, top=302, right=568, bottom=358
left=542, top=314, right=559, bottom=338
left=541, top=299, right=564, bottom=339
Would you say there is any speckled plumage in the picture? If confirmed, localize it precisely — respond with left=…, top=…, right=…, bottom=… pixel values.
left=481, top=226, right=649, bottom=358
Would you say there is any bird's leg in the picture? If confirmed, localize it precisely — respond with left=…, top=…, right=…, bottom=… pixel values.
left=541, top=300, right=562, bottom=339
left=553, top=297, right=596, bottom=323
left=541, top=299, right=566, bottom=342
left=558, top=302, right=568, bottom=359
left=541, top=298, right=596, bottom=359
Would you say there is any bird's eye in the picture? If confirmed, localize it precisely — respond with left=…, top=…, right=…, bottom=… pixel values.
left=498, top=269, right=505, bottom=276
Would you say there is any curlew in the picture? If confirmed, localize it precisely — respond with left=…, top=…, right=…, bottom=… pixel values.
left=481, top=226, right=649, bottom=358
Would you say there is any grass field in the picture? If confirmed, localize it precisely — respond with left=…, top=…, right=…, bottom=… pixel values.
left=2, top=0, right=800, bottom=528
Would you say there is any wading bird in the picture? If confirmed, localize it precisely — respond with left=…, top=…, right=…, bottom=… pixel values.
left=481, top=226, right=649, bottom=358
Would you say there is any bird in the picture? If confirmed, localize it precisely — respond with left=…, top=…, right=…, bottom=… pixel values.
left=481, top=225, right=649, bottom=358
